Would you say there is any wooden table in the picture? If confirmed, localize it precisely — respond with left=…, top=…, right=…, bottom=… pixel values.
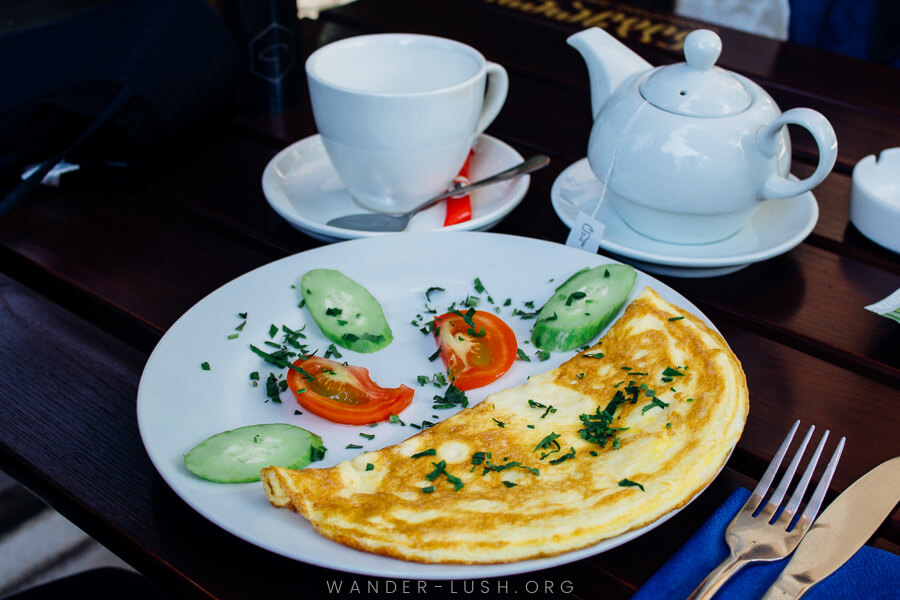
left=2, top=1, right=898, bottom=598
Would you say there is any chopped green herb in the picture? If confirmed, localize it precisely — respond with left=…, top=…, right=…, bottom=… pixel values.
left=294, top=409, right=303, bottom=415
left=427, top=348, right=441, bottom=362
left=527, top=424, right=535, bottom=429
left=249, top=371, right=259, bottom=380
left=577, top=372, right=585, bottom=379
left=417, top=375, right=430, bottom=386
left=474, top=277, right=486, bottom=293
left=666, top=422, right=672, bottom=429
left=201, top=362, right=210, bottom=371
left=668, top=316, right=685, bottom=322
left=346, top=444, right=363, bottom=449
left=618, top=478, right=645, bottom=492
left=535, top=350, right=551, bottom=361
left=516, top=348, right=531, bottom=361
left=268, top=324, right=278, bottom=338
left=641, top=397, right=670, bottom=414
left=365, top=463, right=374, bottom=471
left=533, top=432, right=561, bottom=457
left=411, top=449, right=437, bottom=459
left=389, top=414, right=406, bottom=425
left=294, top=388, right=306, bottom=394
left=235, top=320, right=246, bottom=332
left=432, top=384, right=467, bottom=410
left=325, top=307, right=342, bottom=316
left=589, top=450, right=598, bottom=456
left=662, top=367, right=685, bottom=377
left=238, top=312, right=248, bottom=319
left=502, top=481, right=517, bottom=488
left=337, top=319, right=348, bottom=326
left=549, top=447, right=576, bottom=465
left=359, top=433, right=375, bottom=440
left=421, top=486, right=435, bottom=493
left=425, top=286, right=444, bottom=302
left=227, top=333, right=240, bottom=340
left=565, top=291, right=587, bottom=306
left=492, top=418, right=506, bottom=428
left=324, top=343, right=343, bottom=359
left=686, top=397, right=695, bottom=402
left=425, top=460, right=464, bottom=491
left=503, top=298, right=512, bottom=306
left=583, top=352, right=605, bottom=359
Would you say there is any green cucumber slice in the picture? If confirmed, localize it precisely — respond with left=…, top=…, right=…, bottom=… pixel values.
left=301, top=269, right=393, bottom=353
left=184, top=423, right=326, bottom=483
left=531, top=264, right=636, bottom=352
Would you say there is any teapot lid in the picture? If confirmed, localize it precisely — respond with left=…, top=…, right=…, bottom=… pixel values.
left=640, top=30, right=751, bottom=117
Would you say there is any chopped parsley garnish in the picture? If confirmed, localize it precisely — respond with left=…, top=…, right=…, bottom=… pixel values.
left=264, top=373, right=285, bottom=403
left=619, top=478, right=645, bottom=492
left=359, top=433, right=375, bottom=440
left=427, top=348, right=441, bottom=362
left=502, top=481, right=517, bottom=488
left=432, top=384, right=467, bottom=410
left=686, top=397, right=695, bottom=402
left=492, top=418, right=506, bottom=428
left=249, top=371, right=259, bottom=380
left=235, top=320, right=246, bottom=332
left=565, top=291, right=587, bottom=306
left=577, top=372, right=585, bottom=379
left=227, top=333, right=239, bottom=340
left=425, top=286, right=444, bottom=302
left=666, top=422, right=671, bottom=429
left=411, top=449, right=437, bottom=459
left=589, top=450, right=598, bottom=457
left=421, top=486, right=435, bottom=494
left=516, top=348, right=531, bottom=361
left=578, top=384, right=641, bottom=448
left=365, top=463, right=374, bottom=471
left=533, top=432, right=561, bottom=459
left=268, top=324, right=278, bottom=338
left=294, top=388, right=306, bottom=394
left=662, top=367, right=685, bottom=377
left=238, top=312, right=248, bottom=319
left=549, top=447, right=576, bottom=465
left=346, top=444, right=363, bottom=449
left=474, top=277, right=486, bottom=293
left=389, top=414, right=405, bottom=425
left=535, top=350, right=551, bottom=361
left=583, top=352, right=605, bottom=359
left=425, top=460, right=464, bottom=491
left=325, top=307, right=342, bottom=316
left=464, top=294, right=480, bottom=307
left=503, top=298, right=512, bottom=306
left=642, top=398, right=670, bottom=414
left=201, top=362, right=210, bottom=371
left=668, top=316, right=685, bottom=321
left=294, top=409, right=303, bottom=415
left=417, top=375, right=429, bottom=386
left=512, top=308, right=539, bottom=319
left=324, top=343, right=342, bottom=359
left=249, top=344, right=314, bottom=381
left=527, top=424, right=535, bottom=429
left=342, top=333, right=359, bottom=343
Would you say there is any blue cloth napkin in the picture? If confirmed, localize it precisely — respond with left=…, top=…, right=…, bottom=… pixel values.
left=632, top=487, right=900, bottom=600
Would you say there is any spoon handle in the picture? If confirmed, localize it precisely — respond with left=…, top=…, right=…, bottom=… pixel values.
left=408, top=154, right=550, bottom=217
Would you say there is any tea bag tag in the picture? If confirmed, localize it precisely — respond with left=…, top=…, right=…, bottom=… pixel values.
left=566, top=210, right=605, bottom=253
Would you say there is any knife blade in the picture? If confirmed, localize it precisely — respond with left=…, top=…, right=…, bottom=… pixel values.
left=761, top=456, right=900, bottom=599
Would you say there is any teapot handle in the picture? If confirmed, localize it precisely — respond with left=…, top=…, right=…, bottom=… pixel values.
left=756, top=108, right=837, bottom=199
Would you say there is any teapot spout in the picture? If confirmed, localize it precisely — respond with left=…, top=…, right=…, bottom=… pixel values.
left=567, top=28, right=651, bottom=119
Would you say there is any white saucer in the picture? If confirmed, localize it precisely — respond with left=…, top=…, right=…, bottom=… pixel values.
left=262, top=134, right=529, bottom=242
left=551, top=158, right=819, bottom=278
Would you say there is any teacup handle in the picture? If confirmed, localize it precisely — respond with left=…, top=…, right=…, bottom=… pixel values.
left=756, top=108, right=837, bottom=199
left=475, top=62, right=509, bottom=136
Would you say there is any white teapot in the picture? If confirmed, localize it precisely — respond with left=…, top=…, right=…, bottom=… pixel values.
left=567, top=28, right=837, bottom=244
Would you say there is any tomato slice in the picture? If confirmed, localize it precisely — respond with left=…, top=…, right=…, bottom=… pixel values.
left=286, top=356, right=413, bottom=425
left=433, top=310, right=517, bottom=391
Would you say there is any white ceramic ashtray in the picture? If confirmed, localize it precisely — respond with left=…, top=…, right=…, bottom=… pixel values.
left=850, top=148, right=900, bottom=254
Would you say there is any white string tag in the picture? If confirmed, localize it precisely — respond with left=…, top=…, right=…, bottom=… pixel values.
left=566, top=210, right=606, bottom=253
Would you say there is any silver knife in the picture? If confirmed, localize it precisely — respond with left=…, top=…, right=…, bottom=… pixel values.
left=760, top=456, right=900, bottom=599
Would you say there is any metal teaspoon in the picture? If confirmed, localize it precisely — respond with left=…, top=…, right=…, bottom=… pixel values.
left=326, top=154, right=550, bottom=232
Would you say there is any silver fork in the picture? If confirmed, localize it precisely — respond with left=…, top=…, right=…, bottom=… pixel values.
left=687, top=420, right=845, bottom=600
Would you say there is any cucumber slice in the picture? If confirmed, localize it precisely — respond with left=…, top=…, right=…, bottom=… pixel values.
left=301, top=269, right=393, bottom=353
left=184, top=423, right=326, bottom=483
left=531, top=264, right=636, bottom=352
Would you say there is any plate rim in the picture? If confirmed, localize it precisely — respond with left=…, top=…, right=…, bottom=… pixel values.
left=550, top=158, right=819, bottom=268
left=136, top=231, right=737, bottom=579
left=261, top=134, right=529, bottom=241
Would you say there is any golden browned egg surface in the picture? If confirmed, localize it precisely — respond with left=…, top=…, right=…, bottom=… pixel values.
left=262, top=288, right=748, bottom=563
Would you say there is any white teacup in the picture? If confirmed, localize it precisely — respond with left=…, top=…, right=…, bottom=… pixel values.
left=306, top=34, right=508, bottom=214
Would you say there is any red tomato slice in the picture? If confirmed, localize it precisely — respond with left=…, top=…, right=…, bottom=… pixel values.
left=287, top=356, right=413, bottom=425
left=433, top=310, right=517, bottom=391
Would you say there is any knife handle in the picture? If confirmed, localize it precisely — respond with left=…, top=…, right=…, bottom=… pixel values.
left=687, top=554, right=748, bottom=600
left=760, top=574, right=809, bottom=600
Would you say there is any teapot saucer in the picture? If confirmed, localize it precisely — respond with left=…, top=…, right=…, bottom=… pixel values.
left=550, top=158, right=818, bottom=278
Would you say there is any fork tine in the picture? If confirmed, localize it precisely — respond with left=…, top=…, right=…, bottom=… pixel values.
left=782, top=429, right=829, bottom=520
left=767, top=424, right=815, bottom=511
left=799, top=435, right=846, bottom=523
left=749, top=420, right=799, bottom=510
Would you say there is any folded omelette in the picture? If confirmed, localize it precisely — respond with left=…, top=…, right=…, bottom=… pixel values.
left=262, top=288, right=748, bottom=563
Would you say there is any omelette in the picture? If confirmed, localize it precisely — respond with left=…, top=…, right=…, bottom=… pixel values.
left=262, top=287, right=748, bottom=563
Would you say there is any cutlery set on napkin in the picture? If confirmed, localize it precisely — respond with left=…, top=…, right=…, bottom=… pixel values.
left=634, top=423, right=900, bottom=600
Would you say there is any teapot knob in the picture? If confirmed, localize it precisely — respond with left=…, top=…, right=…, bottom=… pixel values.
left=684, top=30, right=722, bottom=71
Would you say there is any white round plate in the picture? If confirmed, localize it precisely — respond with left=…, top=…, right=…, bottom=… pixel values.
left=137, top=232, right=729, bottom=579
left=262, top=134, right=528, bottom=242
left=551, top=159, right=818, bottom=276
